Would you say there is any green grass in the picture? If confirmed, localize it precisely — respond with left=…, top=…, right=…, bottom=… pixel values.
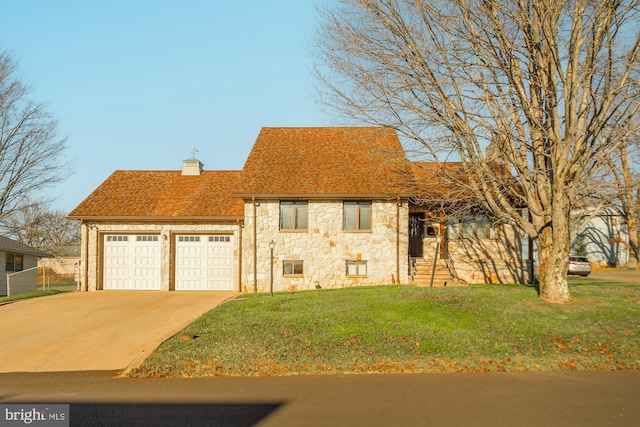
left=0, top=281, right=76, bottom=303
left=130, top=277, right=640, bottom=377
left=0, top=289, right=69, bottom=304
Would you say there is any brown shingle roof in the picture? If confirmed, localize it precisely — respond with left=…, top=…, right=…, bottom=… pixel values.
left=236, top=127, right=413, bottom=198
left=69, top=127, right=435, bottom=221
left=68, top=170, right=244, bottom=220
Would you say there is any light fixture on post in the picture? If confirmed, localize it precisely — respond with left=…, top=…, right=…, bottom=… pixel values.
left=268, top=240, right=276, bottom=297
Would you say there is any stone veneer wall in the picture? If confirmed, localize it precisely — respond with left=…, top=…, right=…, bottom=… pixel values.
left=243, top=199, right=409, bottom=293
left=81, top=221, right=242, bottom=291
left=423, top=223, right=532, bottom=284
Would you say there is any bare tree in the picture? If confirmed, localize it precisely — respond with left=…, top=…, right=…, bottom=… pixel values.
left=0, top=50, right=69, bottom=217
left=314, top=0, right=640, bottom=302
left=606, top=132, right=640, bottom=268
left=0, top=199, right=80, bottom=255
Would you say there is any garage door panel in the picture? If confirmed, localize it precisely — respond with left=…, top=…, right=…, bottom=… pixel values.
left=175, top=235, right=233, bottom=290
left=103, top=235, right=161, bottom=290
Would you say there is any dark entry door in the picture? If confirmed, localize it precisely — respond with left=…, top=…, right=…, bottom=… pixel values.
left=409, top=213, right=424, bottom=257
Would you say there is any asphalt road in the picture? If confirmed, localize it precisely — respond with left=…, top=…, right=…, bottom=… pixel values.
left=1, top=370, right=639, bottom=426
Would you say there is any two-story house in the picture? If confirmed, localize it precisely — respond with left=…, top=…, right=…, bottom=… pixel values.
left=68, top=127, right=531, bottom=292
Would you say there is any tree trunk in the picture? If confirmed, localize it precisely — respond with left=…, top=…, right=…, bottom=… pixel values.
left=627, top=214, right=639, bottom=269
left=537, top=194, right=571, bottom=303
left=538, top=226, right=570, bottom=303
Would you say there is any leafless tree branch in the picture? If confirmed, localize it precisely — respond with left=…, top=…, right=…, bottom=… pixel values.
left=314, top=0, right=640, bottom=302
left=0, top=51, right=70, bottom=217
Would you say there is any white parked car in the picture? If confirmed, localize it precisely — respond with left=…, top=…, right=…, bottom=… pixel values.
left=568, top=256, right=591, bottom=277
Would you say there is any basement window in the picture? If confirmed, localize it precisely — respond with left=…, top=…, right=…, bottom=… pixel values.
left=346, top=260, right=367, bottom=277
left=283, top=260, right=303, bottom=276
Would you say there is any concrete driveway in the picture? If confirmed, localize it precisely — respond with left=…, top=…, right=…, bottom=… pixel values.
left=0, top=291, right=237, bottom=373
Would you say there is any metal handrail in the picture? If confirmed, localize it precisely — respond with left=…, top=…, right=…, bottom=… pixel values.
left=408, top=254, right=416, bottom=280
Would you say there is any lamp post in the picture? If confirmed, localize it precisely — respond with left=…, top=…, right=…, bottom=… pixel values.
left=268, top=240, right=275, bottom=296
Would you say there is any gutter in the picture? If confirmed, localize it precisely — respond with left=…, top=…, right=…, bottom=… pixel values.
left=232, top=193, right=413, bottom=200
left=67, top=216, right=245, bottom=222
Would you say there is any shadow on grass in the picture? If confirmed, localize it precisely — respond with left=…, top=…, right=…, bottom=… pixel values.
left=526, top=275, right=626, bottom=294
left=71, top=402, right=284, bottom=427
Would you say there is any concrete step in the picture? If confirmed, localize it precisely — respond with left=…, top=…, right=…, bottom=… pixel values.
left=410, top=257, right=467, bottom=287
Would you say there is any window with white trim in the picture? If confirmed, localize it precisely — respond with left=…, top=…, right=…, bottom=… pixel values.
left=209, top=236, right=231, bottom=242
left=346, top=260, right=367, bottom=276
left=136, top=235, right=158, bottom=242
left=178, top=236, right=200, bottom=242
left=5, top=253, right=24, bottom=272
left=106, top=235, right=128, bottom=242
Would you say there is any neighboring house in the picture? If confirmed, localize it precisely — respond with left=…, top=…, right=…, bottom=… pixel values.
left=572, top=211, right=630, bottom=267
left=68, top=127, right=531, bottom=293
left=38, top=245, right=82, bottom=278
left=0, top=235, right=52, bottom=296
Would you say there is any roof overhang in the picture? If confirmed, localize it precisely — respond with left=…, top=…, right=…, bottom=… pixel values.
left=232, top=193, right=412, bottom=200
left=67, top=216, right=245, bottom=222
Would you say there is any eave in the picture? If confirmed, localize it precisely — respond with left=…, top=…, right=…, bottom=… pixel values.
left=67, top=215, right=245, bottom=222
left=231, top=193, right=412, bottom=200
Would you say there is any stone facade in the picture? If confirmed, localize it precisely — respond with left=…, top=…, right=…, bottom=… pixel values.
left=78, top=208, right=531, bottom=292
left=421, top=223, right=532, bottom=285
left=242, top=199, right=410, bottom=293
left=81, top=221, right=242, bottom=291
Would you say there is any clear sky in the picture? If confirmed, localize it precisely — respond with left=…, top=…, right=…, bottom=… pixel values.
left=0, top=1, right=334, bottom=212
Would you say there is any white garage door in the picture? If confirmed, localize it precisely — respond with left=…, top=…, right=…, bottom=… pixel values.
left=175, top=235, right=234, bottom=290
left=103, top=235, right=161, bottom=290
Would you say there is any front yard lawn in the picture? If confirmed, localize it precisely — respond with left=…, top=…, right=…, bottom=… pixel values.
left=130, top=278, right=640, bottom=377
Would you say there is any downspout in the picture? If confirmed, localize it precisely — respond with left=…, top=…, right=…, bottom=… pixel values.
left=238, top=220, right=243, bottom=292
left=396, top=197, right=400, bottom=284
left=82, top=220, right=89, bottom=291
left=253, top=197, right=258, bottom=293
left=95, top=226, right=101, bottom=290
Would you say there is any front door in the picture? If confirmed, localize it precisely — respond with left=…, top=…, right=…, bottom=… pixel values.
left=409, top=213, right=424, bottom=257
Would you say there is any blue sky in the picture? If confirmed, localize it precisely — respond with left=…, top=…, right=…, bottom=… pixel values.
left=1, top=1, right=334, bottom=212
